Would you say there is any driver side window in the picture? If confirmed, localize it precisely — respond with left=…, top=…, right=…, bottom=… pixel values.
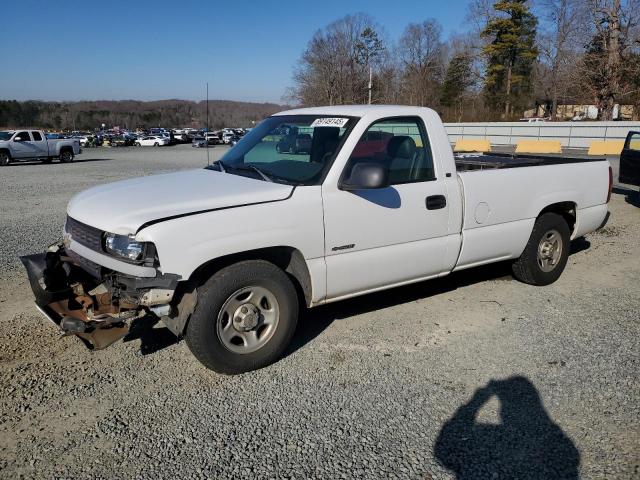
left=16, top=131, right=31, bottom=141
left=345, top=117, right=435, bottom=184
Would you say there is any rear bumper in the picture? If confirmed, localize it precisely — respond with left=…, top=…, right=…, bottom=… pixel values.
left=21, top=244, right=180, bottom=350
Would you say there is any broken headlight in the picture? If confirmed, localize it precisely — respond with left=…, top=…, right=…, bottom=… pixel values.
left=103, top=233, right=146, bottom=262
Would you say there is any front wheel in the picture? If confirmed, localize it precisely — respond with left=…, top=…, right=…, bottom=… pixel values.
left=154, top=142, right=159, bottom=147
left=0, top=152, right=11, bottom=166
left=185, top=260, right=299, bottom=374
left=59, top=150, right=74, bottom=163
left=512, top=212, right=571, bottom=286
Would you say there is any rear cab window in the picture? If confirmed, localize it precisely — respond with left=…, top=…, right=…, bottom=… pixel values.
left=31, top=131, right=43, bottom=141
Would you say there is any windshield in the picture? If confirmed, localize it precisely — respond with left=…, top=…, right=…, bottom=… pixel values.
left=208, top=115, right=357, bottom=185
left=0, top=131, right=15, bottom=141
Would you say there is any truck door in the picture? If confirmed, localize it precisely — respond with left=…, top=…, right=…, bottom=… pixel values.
left=322, top=116, right=450, bottom=299
left=620, top=131, right=640, bottom=187
left=11, top=131, right=34, bottom=158
left=30, top=131, right=48, bottom=157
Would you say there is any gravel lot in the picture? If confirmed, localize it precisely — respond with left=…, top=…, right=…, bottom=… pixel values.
left=0, top=145, right=638, bottom=479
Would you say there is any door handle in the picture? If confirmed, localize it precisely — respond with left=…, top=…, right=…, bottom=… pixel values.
left=426, top=195, right=447, bottom=210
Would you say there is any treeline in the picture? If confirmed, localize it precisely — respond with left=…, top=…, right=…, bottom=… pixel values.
left=0, top=99, right=285, bottom=130
left=288, top=0, right=640, bottom=121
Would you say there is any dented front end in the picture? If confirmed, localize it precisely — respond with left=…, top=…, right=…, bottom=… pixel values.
left=20, top=242, right=184, bottom=350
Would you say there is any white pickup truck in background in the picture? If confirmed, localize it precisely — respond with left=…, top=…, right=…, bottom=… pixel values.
left=22, top=105, right=612, bottom=374
left=0, top=129, right=81, bottom=165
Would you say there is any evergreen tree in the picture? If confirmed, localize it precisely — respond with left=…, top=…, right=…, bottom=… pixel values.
left=482, top=0, right=538, bottom=118
left=441, top=53, right=474, bottom=108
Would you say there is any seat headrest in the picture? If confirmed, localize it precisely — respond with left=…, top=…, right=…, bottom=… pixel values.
left=387, top=136, right=416, bottom=159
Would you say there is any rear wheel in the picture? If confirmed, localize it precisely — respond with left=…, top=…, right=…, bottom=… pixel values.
left=512, top=212, right=571, bottom=286
left=185, top=260, right=298, bottom=374
left=59, top=150, right=74, bottom=163
left=0, top=152, right=11, bottom=166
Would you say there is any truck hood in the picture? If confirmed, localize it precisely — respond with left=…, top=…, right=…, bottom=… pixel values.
left=67, top=169, right=294, bottom=234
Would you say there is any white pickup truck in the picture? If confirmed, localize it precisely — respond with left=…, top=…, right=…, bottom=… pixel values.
left=22, top=106, right=612, bottom=374
left=0, top=130, right=81, bottom=165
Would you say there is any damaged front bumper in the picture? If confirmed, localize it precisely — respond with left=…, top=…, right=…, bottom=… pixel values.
left=20, top=243, right=187, bottom=350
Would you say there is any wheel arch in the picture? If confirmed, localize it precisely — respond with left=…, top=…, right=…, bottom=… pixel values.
left=537, top=201, right=577, bottom=235
left=188, top=246, right=313, bottom=308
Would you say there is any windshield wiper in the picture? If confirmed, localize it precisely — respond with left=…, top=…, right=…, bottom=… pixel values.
left=233, top=164, right=274, bottom=182
left=215, top=160, right=227, bottom=172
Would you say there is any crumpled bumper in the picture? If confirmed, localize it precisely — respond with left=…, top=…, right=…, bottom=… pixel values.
left=20, top=243, right=180, bottom=350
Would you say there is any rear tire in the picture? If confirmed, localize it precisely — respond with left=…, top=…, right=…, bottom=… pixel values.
left=512, top=212, right=571, bottom=286
left=0, top=152, right=11, bottom=166
left=185, top=260, right=298, bottom=374
left=59, top=150, right=74, bottom=163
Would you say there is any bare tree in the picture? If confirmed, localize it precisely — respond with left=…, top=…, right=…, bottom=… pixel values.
left=397, top=19, right=446, bottom=106
left=581, top=0, right=640, bottom=119
left=290, top=14, right=388, bottom=106
left=537, top=0, right=589, bottom=119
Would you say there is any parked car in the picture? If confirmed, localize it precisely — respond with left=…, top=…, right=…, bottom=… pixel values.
left=135, top=135, right=170, bottom=147
left=21, top=105, right=611, bottom=374
left=205, top=133, right=221, bottom=145
left=0, top=130, right=81, bottom=165
left=619, top=130, right=640, bottom=188
left=191, top=136, right=207, bottom=148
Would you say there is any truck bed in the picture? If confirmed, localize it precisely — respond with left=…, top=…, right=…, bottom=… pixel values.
left=454, top=152, right=605, bottom=171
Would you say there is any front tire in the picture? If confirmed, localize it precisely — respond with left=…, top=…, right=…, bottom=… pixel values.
left=512, top=212, right=571, bottom=286
left=185, top=260, right=298, bottom=374
left=154, top=142, right=159, bottom=147
left=0, top=152, right=11, bottom=166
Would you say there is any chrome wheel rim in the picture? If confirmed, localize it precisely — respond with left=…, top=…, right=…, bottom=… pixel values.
left=537, top=229, right=562, bottom=272
left=216, top=286, right=279, bottom=354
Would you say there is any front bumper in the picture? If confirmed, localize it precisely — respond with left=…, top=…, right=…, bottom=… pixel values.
left=21, top=243, right=180, bottom=350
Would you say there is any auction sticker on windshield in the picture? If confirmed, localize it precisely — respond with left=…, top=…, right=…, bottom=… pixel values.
left=311, top=118, right=349, bottom=128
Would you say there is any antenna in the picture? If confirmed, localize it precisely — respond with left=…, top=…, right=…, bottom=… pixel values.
left=206, top=82, right=210, bottom=166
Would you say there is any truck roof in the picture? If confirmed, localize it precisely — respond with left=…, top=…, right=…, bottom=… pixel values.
left=273, top=105, right=438, bottom=119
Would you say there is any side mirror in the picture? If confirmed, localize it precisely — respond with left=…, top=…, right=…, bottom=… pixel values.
left=340, top=162, right=389, bottom=190
left=13, top=136, right=23, bottom=142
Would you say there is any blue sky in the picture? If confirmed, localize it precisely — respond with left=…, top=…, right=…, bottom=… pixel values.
left=1, top=0, right=472, bottom=103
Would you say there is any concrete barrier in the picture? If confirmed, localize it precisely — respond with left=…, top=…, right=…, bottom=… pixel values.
left=453, top=138, right=491, bottom=153
left=588, top=140, right=625, bottom=155
left=515, top=140, right=562, bottom=154
left=444, top=121, right=640, bottom=149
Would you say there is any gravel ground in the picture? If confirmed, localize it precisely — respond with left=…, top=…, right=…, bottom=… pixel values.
left=0, top=145, right=638, bottom=479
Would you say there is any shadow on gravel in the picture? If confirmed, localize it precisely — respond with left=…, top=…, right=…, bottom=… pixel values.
left=434, top=376, right=580, bottom=480
left=288, top=238, right=591, bottom=356
left=612, top=186, right=640, bottom=207
left=124, top=315, right=179, bottom=355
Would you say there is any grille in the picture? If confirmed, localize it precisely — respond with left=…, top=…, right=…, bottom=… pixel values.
left=65, top=216, right=103, bottom=252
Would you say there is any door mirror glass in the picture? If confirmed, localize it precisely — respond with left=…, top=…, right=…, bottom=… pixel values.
left=340, top=162, right=389, bottom=190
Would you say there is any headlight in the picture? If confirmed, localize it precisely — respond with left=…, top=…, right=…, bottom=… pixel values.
left=103, top=233, right=146, bottom=262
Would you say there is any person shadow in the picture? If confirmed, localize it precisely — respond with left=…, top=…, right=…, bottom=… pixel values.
left=434, top=376, right=580, bottom=480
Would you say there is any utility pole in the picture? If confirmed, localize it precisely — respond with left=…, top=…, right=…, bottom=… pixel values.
left=206, top=82, right=210, bottom=166
left=368, top=66, right=373, bottom=105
